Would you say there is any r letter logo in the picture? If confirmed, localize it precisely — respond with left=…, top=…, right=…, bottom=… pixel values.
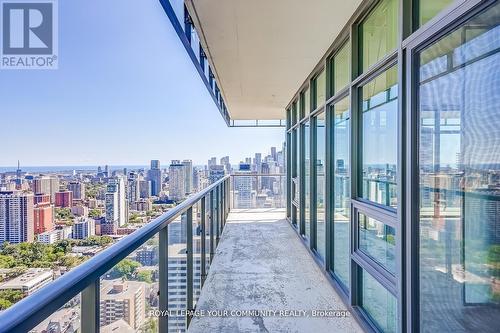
left=1, top=1, right=58, bottom=69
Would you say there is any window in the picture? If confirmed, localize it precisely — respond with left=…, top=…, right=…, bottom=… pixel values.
left=360, top=65, right=398, bottom=208
left=418, top=3, right=500, bottom=332
left=333, top=42, right=350, bottom=95
left=291, top=101, right=298, bottom=126
left=333, top=96, right=350, bottom=288
left=418, top=0, right=454, bottom=27
left=358, top=213, right=396, bottom=274
left=304, top=120, right=311, bottom=240
left=314, top=69, right=326, bottom=109
left=361, top=269, right=397, bottom=333
left=360, top=0, right=398, bottom=72
left=315, top=112, right=326, bottom=259
left=304, top=87, right=311, bottom=117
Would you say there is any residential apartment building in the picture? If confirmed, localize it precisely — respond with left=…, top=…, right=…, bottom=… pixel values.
left=0, top=191, right=34, bottom=243
left=72, top=217, right=95, bottom=239
left=169, top=160, right=186, bottom=201
left=33, top=197, right=54, bottom=235
left=55, top=191, right=73, bottom=208
left=67, top=181, right=85, bottom=200
left=99, top=280, right=145, bottom=330
left=147, top=160, right=162, bottom=196
left=32, top=176, right=59, bottom=203
left=182, top=159, right=193, bottom=195
left=105, top=177, right=127, bottom=228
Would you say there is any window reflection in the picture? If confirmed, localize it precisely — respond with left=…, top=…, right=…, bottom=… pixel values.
left=360, top=0, right=398, bottom=71
left=418, top=4, right=500, bottom=332
left=361, top=66, right=398, bottom=208
left=304, top=87, right=310, bottom=117
left=419, top=0, right=454, bottom=27
left=361, top=269, right=397, bottom=333
left=333, top=96, right=350, bottom=289
left=315, top=113, right=326, bottom=260
left=315, top=70, right=326, bottom=109
left=358, top=213, right=396, bottom=274
left=334, top=42, right=350, bottom=95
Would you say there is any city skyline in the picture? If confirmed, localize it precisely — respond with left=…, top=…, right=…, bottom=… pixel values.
left=0, top=147, right=285, bottom=172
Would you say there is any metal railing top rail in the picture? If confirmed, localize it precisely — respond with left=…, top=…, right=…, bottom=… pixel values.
left=230, top=173, right=285, bottom=176
left=0, top=175, right=230, bottom=333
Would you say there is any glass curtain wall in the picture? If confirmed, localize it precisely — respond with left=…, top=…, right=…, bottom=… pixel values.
left=283, top=1, right=500, bottom=332
left=417, top=3, right=500, bottom=332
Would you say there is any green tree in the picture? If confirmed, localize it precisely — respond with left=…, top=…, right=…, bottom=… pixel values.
left=111, top=259, right=141, bottom=279
left=137, top=270, right=152, bottom=283
left=0, top=290, right=24, bottom=310
left=129, top=213, right=141, bottom=223
left=141, top=318, right=158, bottom=333
left=0, top=254, right=15, bottom=268
left=0, top=298, right=11, bottom=310
left=55, top=207, right=73, bottom=221
left=88, top=209, right=102, bottom=219
left=59, top=255, right=84, bottom=268
left=488, top=245, right=500, bottom=279
left=79, top=236, right=113, bottom=247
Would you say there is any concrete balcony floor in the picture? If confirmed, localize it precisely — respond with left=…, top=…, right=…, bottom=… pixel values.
left=189, top=208, right=363, bottom=333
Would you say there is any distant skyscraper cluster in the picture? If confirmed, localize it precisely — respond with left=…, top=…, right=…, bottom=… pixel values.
left=0, top=144, right=285, bottom=244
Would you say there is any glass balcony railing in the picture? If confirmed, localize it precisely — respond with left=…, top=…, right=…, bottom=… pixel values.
left=230, top=174, right=286, bottom=209
left=0, top=176, right=230, bottom=333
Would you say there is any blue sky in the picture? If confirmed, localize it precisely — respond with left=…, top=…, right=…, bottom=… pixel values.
left=0, top=0, right=284, bottom=167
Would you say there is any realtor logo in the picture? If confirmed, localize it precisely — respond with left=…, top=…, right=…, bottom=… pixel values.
left=1, top=0, right=58, bottom=69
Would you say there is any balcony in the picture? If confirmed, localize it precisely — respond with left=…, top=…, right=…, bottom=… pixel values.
left=188, top=208, right=362, bottom=332
left=0, top=175, right=361, bottom=333
left=2, top=0, right=499, bottom=332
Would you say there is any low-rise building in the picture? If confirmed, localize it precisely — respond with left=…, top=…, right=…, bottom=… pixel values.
left=0, top=268, right=53, bottom=296
left=100, top=280, right=145, bottom=330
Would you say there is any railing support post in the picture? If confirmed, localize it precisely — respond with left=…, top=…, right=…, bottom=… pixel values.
left=159, top=226, right=168, bottom=333
left=186, top=208, right=194, bottom=327
left=81, top=279, right=100, bottom=333
left=215, top=187, right=220, bottom=244
left=222, top=182, right=226, bottom=228
left=225, top=178, right=229, bottom=215
left=200, top=197, right=206, bottom=285
left=231, top=175, right=235, bottom=209
left=210, top=191, right=215, bottom=262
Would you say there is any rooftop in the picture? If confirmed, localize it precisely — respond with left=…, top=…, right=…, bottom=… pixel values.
left=0, top=268, right=52, bottom=290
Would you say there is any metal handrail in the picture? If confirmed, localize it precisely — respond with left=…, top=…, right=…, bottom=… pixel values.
left=230, top=173, right=285, bottom=176
left=0, top=175, right=231, bottom=333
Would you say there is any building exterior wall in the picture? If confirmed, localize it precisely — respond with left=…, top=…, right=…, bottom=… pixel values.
left=0, top=191, right=34, bottom=243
